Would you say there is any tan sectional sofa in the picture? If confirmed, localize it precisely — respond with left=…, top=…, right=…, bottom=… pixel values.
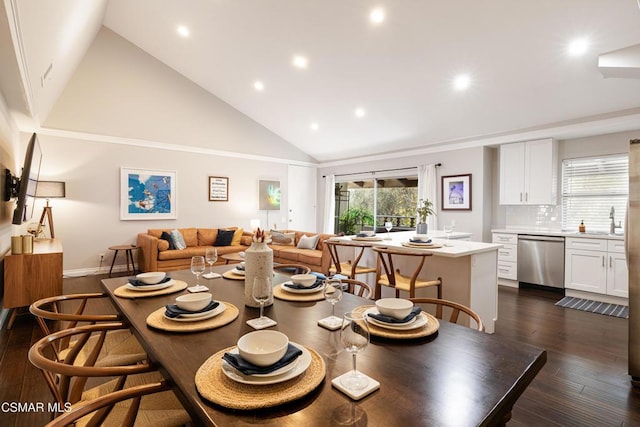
left=136, top=227, right=335, bottom=273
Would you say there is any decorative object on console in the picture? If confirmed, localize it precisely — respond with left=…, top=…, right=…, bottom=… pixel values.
left=120, top=167, right=176, bottom=220
left=244, top=228, right=274, bottom=307
left=209, top=176, right=228, bottom=201
left=416, top=198, right=436, bottom=234
left=441, top=174, right=472, bottom=211
left=35, top=180, right=65, bottom=238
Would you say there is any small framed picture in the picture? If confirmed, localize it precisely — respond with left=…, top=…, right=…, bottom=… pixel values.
left=209, top=176, right=229, bottom=201
left=442, top=174, right=472, bottom=211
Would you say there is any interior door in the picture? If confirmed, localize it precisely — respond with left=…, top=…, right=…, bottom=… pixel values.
left=287, top=165, right=317, bottom=231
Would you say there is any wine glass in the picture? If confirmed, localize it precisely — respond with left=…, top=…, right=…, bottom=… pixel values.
left=443, top=224, right=453, bottom=246
left=384, top=221, right=393, bottom=240
left=323, top=278, right=343, bottom=328
left=252, top=276, right=273, bottom=325
left=190, top=256, right=206, bottom=288
left=340, top=311, right=370, bottom=390
left=204, top=248, right=218, bottom=278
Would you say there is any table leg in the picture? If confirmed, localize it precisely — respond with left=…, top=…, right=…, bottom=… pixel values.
left=128, top=249, right=137, bottom=275
left=109, top=250, right=119, bottom=277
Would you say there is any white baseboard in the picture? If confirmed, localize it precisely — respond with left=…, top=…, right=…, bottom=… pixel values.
left=63, top=264, right=135, bottom=278
left=498, top=279, right=519, bottom=288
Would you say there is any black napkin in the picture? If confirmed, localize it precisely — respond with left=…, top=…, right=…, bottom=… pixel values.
left=284, top=277, right=324, bottom=290
left=409, top=238, right=432, bottom=244
left=356, top=233, right=376, bottom=237
left=368, top=306, right=422, bottom=324
left=164, top=301, right=219, bottom=318
left=129, top=276, right=172, bottom=287
left=235, top=264, right=245, bottom=271
left=223, top=343, right=303, bottom=376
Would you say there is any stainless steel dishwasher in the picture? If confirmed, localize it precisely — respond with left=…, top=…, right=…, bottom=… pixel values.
left=517, top=235, right=565, bottom=288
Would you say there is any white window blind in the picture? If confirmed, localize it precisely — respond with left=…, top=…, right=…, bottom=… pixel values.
left=561, top=154, right=628, bottom=232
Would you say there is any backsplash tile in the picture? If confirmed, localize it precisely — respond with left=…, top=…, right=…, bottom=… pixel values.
left=505, top=205, right=562, bottom=230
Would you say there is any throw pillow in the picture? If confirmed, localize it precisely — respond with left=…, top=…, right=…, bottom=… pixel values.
left=160, top=231, right=176, bottom=250
left=157, top=239, right=169, bottom=251
left=271, top=230, right=295, bottom=245
left=170, top=229, right=187, bottom=250
left=214, top=229, right=235, bottom=246
left=231, top=228, right=244, bottom=246
left=297, top=234, right=320, bottom=250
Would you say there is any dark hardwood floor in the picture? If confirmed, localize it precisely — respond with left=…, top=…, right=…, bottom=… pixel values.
left=1, top=275, right=639, bottom=426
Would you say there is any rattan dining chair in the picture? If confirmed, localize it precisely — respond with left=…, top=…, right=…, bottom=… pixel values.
left=372, top=246, right=443, bottom=303
left=273, top=263, right=312, bottom=274
left=409, top=297, right=485, bottom=332
left=29, top=322, right=191, bottom=426
left=325, top=240, right=377, bottom=279
left=30, top=293, right=146, bottom=367
left=340, top=278, right=373, bottom=299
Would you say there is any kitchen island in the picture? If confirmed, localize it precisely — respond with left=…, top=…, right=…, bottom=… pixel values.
left=328, top=231, right=502, bottom=333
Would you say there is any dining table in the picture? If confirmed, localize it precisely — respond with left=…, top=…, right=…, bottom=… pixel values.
left=101, top=265, right=546, bottom=426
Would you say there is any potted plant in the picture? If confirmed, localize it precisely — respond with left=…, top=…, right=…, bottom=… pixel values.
left=416, top=199, right=436, bottom=234
left=339, top=208, right=374, bottom=235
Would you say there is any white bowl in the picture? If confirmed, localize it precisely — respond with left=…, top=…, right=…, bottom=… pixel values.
left=175, top=293, right=212, bottom=311
left=375, top=298, right=414, bottom=319
left=291, top=274, right=317, bottom=287
left=237, top=331, right=289, bottom=367
left=136, top=272, right=166, bottom=285
left=413, top=234, right=430, bottom=241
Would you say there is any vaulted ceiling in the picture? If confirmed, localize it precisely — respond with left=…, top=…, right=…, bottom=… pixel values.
left=3, top=0, right=640, bottom=163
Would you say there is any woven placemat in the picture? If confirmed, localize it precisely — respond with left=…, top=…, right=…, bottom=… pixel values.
left=195, top=345, right=325, bottom=410
left=113, top=280, right=188, bottom=299
left=273, top=285, right=326, bottom=302
left=400, top=242, right=444, bottom=249
left=146, top=302, right=239, bottom=332
left=222, top=270, right=245, bottom=281
left=353, top=305, right=439, bottom=339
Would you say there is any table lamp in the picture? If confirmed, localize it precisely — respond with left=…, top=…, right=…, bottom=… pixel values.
left=35, top=181, right=65, bottom=238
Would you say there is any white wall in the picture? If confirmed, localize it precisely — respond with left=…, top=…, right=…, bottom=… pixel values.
left=317, top=146, right=492, bottom=241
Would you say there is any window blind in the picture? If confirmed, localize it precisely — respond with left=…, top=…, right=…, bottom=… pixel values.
left=561, top=154, right=628, bottom=232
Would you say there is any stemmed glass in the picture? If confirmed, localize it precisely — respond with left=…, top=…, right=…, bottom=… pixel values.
left=190, top=256, right=206, bottom=291
left=340, top=311, right=370, bottom=390
left=322, top=278, right=343, bottom=329
left=384, top=221, right=393, bottom=240
left=249, top=276, right=275, bottom=328
left=443, top=224, right=453, bottom=246
left=203, top=248, right=218, bottom=278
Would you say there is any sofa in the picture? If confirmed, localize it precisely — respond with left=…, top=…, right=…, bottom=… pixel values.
left=136, top=227, right=335, bottom=273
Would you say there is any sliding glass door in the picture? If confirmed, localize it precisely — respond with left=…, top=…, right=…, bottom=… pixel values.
left=334, top=174, right=418, bottom=235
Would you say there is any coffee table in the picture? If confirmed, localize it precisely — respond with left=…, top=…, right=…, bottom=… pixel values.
left=220, top=252, right=243, bottom=264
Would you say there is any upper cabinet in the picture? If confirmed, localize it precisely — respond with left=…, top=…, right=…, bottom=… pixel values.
left=499, top=138, right=558, bottom=205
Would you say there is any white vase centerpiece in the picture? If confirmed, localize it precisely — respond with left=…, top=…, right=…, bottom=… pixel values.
left=244, top=228, right=274, bottom=307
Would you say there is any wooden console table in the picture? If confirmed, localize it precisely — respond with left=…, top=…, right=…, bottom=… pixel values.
left=3, top=238, right=63, bottom=328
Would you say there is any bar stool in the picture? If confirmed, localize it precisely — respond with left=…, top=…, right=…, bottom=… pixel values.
left=108, top=244, right=138, bottom=277
left=372, top=246, right=443, bottom=315
left=325, top=239, right=377, bottom=280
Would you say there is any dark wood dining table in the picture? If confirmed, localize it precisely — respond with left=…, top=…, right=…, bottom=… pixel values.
left=101, top=266, right=546, bottom=426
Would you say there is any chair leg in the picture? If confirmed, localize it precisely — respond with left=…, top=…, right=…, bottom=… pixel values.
left=436, top=278, right=443, bottom=318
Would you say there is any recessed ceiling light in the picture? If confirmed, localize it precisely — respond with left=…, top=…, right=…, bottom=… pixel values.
left=355, top=108, right=366, bottom=118
left=310, top=122, right=319, bottom=131
left=292, top=55, right=308, bottom=69
left=453, top=74, right=471, bottom=91
left=177, top=25, right=190, bottom=38
left=370, top=8, right=385, bottom=24
left=254, top=81, right=264, bottom=91
left=568, top=37, right=589, bottom=56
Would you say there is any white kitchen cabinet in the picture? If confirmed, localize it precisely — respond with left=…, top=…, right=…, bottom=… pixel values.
left=499, top=138, right=557, bottom=205
left=492, top=233, right=517, bottom=281
left=564, top=237, right=628, bottom=298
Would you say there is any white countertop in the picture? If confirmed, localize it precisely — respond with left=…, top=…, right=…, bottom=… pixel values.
left=491, top=228, right=624, bottom=240
left=330, top=231, right=501, bottom=258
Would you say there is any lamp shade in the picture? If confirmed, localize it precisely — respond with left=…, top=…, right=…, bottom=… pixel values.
left=250, top=219, right=261, bottom=230
left=35, top=181, right=66, bottom=198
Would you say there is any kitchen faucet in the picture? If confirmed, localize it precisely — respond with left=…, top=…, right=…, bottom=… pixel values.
left=610, top=206, right=622, bottom=234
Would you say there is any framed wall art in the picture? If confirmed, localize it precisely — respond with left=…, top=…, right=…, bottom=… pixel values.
left=441, top=174, right=472, bottom=211
left=120, top=167, right=177, bottom=220
left=259, top=180, right=281, bottom=210
left=209, top=176, right=229, bottom=201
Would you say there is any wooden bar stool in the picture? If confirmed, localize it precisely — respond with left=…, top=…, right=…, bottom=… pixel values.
left=325, top=239, right=377, bottom=280
left=108, top=245, right=138, bottom=277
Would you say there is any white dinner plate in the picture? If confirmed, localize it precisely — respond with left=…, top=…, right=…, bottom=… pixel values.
left=280, top=281, right=325, bottom=294
left=363, top=307, right=428, bottom=331
left=231, top=268, right=245, bottom=276
left=163, top=302, right=226, bottom=322
left=250, top=357, right=299, bottom=378
left=221, top=343, right=311, bottom=385
left=125, top=279, right=175, bottom=292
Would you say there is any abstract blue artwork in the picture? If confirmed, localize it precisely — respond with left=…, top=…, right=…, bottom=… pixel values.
left=120, top=168, right=177, bottom=220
